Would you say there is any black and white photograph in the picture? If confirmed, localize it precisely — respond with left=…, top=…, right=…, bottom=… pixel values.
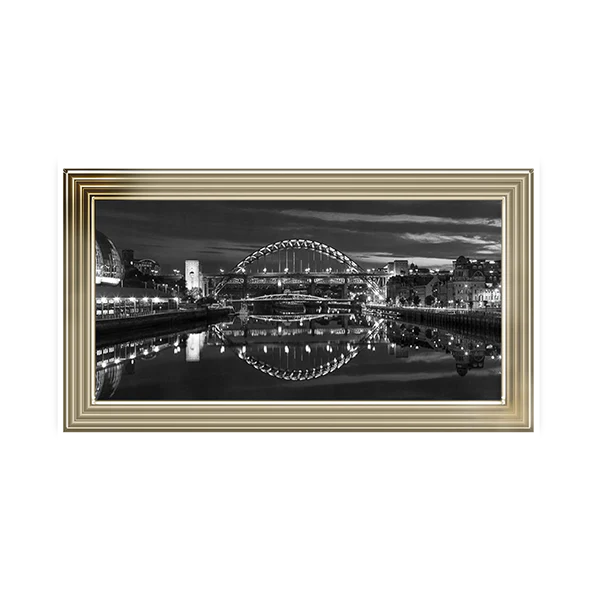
left=95, top=199, right=502, bottom=401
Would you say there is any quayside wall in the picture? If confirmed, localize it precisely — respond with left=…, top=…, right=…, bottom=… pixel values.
left=366, top=306, right=501, bottom=338
left=96, top=307, right=232, bottom=347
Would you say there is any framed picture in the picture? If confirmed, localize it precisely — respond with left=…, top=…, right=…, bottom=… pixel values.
left=63, top=169, right=533, bottom=431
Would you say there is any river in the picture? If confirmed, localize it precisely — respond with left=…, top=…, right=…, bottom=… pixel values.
left=95, top=313, right=501, bottom=401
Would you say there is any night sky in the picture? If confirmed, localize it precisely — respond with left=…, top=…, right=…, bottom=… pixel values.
left=95, top=199, right=502, bottom=274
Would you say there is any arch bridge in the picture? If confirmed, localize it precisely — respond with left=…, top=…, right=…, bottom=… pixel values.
left=207, top=239, right=389, bottom=301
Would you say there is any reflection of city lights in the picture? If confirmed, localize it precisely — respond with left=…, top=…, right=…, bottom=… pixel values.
left=284, top=346, right=289, bottom=354
left=305, top=345, right=311, bottom=353
left=263, top=346, right=268, bottom=354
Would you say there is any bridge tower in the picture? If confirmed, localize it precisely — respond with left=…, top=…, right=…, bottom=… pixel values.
left=185, top=259, right=205, bottom=297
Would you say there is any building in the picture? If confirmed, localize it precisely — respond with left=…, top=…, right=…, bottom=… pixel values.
left=448, top=256, right=501, bottom=309
left=385, top=255, right=502, bottom=309
left=453, top=256, right=501, bottom=282
left=121, top=249, right=162, bottom=277
left=409, top=263, right=431, bottom=274
left=96, top=230, right=124, bottom=286
left=385, top=259, right=409, bottom=276
left=425, top=275, right=449, bottom=306
left=185, top=259, right=204, bottom=295
left=386, top=273, right=436, bottom=305
left=449, top=277, right=485, bottom=309
left=135, top=258, right=161, bottom=276
left=411, top=285, right=427, bottom=304
left=477, top=285, right=501, bottom=309
left=467, top=258, right=501, bottom=286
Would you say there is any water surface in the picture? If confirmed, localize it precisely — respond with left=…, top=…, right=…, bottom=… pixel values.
left=96, top=315, right=501, bottom=401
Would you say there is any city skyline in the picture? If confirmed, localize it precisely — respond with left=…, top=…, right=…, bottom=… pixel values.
left=95, top=199, right=502, bottom=273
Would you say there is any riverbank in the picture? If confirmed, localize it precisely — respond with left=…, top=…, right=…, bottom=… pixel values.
left=365, top=306, right=501, bottom=338
left=96, top=307, right=232, bottom=347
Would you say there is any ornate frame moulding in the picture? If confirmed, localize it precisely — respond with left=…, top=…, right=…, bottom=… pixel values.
left=63, top=169, right=533, bottom=431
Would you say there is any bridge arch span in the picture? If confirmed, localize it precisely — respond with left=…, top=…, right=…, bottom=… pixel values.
left=212, top=238, right=384, bottom=299
left=211, top=319, right=384, bottom=382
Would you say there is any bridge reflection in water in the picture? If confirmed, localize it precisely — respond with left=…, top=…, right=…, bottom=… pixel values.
left=95, top=313, right=501, bottom=401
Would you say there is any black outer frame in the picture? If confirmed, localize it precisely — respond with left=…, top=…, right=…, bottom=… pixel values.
left=48, top=152, right=592, bottom=440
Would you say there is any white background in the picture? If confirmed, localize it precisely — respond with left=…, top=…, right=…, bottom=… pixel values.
left=1, top=2, right=596, bottom=596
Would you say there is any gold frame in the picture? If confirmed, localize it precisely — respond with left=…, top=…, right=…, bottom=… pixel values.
left=63, top=169, right=533, bottom=431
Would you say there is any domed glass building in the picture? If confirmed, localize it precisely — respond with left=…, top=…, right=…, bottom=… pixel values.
left=96, top=230, right=124, bottom=286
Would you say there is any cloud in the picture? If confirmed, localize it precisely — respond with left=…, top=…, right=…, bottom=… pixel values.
left=401, top=233, right=491, bottom=245
left=393, top=233, right=502, bottom=259
left=476, top=244, right=503, bottom=255
left=279, top=209, right=501, bottom=228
